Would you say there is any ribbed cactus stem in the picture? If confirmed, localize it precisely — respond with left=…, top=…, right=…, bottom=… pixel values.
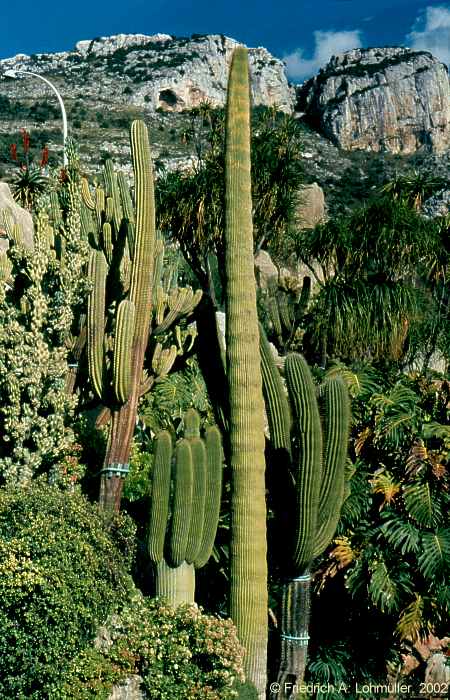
left=148, top=431, right=172, bottom=563
left=285, top=354, right=322, bottom=574
left=168, top=438, right=193, bottom=567
left=271, top=573, right=311, bottom=700
left=195, top=426, right=223, bottom=568
left=87, top=250, right=107, bottom=400
left=113, top=300, right=135, bottom=404
left=185, top=436, right=207, bottom=564
left=99, top=119, right=156, bottom=512
left=155, top=560, right=195, bottom=606
left=184, top=407, right=201, bottom=438
left=225, top=47, right=268, bottom=699
left=313, top=377, right=350, bottom=557
left=259, top=326, right=292, bottom=455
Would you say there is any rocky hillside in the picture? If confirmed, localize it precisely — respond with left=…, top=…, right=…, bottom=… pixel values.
left=1, top=33, right=293, bottom=113
left=1, top=35, right=450, bottom=215
left=297, top=47, right=450, bottom=154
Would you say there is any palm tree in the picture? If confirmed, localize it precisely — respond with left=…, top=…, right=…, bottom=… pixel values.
left=296, top=194, right=442, bottom=365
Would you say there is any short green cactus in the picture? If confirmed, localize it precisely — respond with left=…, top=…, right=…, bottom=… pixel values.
left=147, top=410, right=223, bottom=606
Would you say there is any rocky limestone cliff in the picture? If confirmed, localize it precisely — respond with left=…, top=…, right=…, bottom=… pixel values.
left=297, top=47, right=450, bottom=154
left=0, top=33, right=293, bottom=113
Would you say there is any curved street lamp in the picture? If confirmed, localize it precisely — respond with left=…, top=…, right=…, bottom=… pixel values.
left=3, top=69, right=68, bottom=166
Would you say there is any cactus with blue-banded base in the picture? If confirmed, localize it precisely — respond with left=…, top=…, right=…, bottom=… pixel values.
left=260, top=330, right=351, bottom=698
left=147, top=410, right=223, bottom=606
left=81, top=121, right=202, bottom=511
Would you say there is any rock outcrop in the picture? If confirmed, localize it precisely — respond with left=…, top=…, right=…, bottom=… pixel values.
left=0, top=33, right=293, bottom=114
left=297, top=47, right=450, bottom=154
left=0, top=183, right=34, bottom=250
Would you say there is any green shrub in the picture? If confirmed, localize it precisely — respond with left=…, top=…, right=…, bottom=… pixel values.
left=62, top=597, right=245, bottom=699
left=0, top=481, right=135, bottom=699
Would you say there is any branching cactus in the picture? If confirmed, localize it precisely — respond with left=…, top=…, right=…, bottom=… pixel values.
left=82, top=121, right=201, bottom=511
left=225, top=48, right=268, bottom=699
left=260, top=330, right=351, bottom=699
left=147, top=409, right=223, bottom=606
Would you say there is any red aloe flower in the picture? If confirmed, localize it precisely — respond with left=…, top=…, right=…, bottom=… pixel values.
left=20, top=128, right=30, bottom=154
left=40, top=145, right=49, bottom=168
left=10, top=143, right=18, bottom=161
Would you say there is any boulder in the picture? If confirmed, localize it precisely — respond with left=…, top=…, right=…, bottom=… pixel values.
left=296, top=182, right=326, bottom=229
left=254, top=249, right=278, bottom=289
left=297, top=47, right=450, bottom=154
left=0, top=182, right=34, bottom=250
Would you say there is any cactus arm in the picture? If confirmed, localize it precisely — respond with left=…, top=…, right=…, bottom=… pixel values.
left=259, top=326, right=292, bottom=455
left=225, top=47, right=268, bottom=699
left=87, top=249, right=107, bottom=400
left=313, top=376, right=350, bottom=557
left=194, top=425, right=223, bottom=569
left=112, top=300, right=135, bottom=404
left=168, top=438, right=193, bottom=567
left=185, top=436, right=207, bottom=564
left=285, top=353, right=323, bottom=574
left=147, top=431, right=172, bottom=563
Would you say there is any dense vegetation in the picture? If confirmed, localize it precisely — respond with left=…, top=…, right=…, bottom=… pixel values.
left=0, top=48, right=448, bottom=699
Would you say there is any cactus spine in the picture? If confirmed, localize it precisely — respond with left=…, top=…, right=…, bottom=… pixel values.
left=225, top=48, right=268, bottom=698
left=260, top=333, right=351, bottom=698
left=147, top=411, right=223, bottom=606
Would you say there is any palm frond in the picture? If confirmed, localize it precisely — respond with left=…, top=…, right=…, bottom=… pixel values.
left=396, top=595, right=427, bottom=643
left=418, top=529, right=450, bottom=580
left=379, top=512, right=420, bottom=555
left=403, top=482, right=440, bottom=528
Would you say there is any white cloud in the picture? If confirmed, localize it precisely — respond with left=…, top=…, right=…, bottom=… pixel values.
left=406, top=6, right=450, bottom=67
left=284, top=29, right=363, bottom=82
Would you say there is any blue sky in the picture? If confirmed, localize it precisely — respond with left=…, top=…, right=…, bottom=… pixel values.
left=1, top=1, right=449, bottom=81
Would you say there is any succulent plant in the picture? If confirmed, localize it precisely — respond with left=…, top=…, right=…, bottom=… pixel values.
left=147, top=410, right=223, bottom=606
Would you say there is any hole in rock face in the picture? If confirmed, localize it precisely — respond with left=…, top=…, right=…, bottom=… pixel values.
left=158, top=89, right=179, bottom=109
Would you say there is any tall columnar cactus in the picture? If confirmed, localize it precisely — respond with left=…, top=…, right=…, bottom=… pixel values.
left=147, top=410, right=223, bottom=606
left=82, top=121, right=201, bottom=511
left=260, top=330, right=351, bottom=699
left=224, top=48, right=268, bottom=699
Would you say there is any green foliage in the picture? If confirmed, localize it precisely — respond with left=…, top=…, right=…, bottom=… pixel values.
left=295, top=193, right=443, bottom=363
left=62, top=597, right=245, bottom=700
left=156, top=104, right=304, bottom=294
left=0, top=481, right=135, bottom=699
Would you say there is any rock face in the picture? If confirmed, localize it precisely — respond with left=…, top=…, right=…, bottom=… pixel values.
left=297, top=47, right=450, bottom=154
left=0, top=183, right=34, bottom=250
left=0, top=33, right=293, bottom=114
left=296, top=182, right=326, bottom=229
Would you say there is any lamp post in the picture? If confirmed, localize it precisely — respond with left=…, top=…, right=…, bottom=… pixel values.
left=3, top=69, right=68, bottom=166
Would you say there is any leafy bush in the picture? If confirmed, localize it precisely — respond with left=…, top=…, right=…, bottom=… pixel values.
left=0, top=481, right=135, bottom=699
left=62, top=597, right=245, bottom=699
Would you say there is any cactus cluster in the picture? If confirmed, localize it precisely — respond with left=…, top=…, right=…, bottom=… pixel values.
left=81, top=121, right=201, bottom=510
left=260, top=328, right=351, bottom=697
left=0, top=149, right=89, bottom=485
left=147, top=409, right=223, bottom=606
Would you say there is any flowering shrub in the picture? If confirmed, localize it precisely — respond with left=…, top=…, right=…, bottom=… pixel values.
left=62, top=596, right=245, bottom=699
left=0, top=481, right=135, bottom=699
